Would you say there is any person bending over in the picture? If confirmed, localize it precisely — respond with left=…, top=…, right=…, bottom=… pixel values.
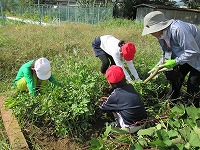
left=14, top=57, right=61, bottom=96
left=92, top=35, right=141, bottom=83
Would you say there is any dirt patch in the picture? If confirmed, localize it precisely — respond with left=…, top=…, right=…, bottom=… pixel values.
left=22, top=123, right=80, bottom=150
left=21, top=107, right=113, bottom=150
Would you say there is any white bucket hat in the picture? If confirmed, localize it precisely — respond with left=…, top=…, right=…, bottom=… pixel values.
left=34, top=58, right=51, bottom=80
left=142, top=11, right=173, bottom=36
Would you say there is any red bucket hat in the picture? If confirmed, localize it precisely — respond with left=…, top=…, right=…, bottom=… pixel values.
left=121, top=42, right=136, bottom=61
left=106, top=65, right=125, bottom=83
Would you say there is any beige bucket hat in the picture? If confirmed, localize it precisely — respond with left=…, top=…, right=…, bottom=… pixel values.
left=142, top=11, right=173, bottom=36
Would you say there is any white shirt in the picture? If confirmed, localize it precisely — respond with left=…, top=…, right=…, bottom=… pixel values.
left=100, top=35, right=140, bottom=81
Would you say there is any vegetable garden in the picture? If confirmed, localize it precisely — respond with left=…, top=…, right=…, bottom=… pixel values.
left=0, top=18, right=200, bottom=149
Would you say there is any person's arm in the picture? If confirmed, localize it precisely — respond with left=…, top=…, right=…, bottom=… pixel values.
left=100, top=94, right=119, bottom=111
left=173, top=26, right=200, bottom=65
left=126, top=61, right=140, bottom=80
left=49, top=75, right=62, bottom=87
left=23, top=68, right=36, bottom=96
left=112, top=53, right=133, bottom=82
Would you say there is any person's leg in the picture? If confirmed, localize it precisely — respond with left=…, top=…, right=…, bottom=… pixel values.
left=92, top=37, right=109, bottom=73
left=15, top=77, right=28, bottom=91
left=112, top=112, right=126, bottom=128
left=113, top=112, right=144, bottom=133
left=186, top=66, right=200, bottom=107
left=107, top=54, right=115, bottom=66
left=98, top=54, right=111, bottom=74
left=165, top=64, right=189, bottom=100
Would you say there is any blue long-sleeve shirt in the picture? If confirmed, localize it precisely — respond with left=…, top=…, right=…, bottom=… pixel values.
left=158, top=20, right=200, bottom=71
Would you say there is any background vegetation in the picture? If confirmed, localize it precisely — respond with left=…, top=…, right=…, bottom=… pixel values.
left=1, top=0, right=199, bottom=21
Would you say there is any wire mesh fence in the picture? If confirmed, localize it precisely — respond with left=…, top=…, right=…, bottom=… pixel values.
left=0, top=3, right=113, bottom=25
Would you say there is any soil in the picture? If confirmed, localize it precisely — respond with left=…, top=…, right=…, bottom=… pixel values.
left=22, top=110, right=111, bottom=150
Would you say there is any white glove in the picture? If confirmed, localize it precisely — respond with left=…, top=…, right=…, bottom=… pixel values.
left=148, top=66, right=158, bottom=74
left=134, top=78, right=142, bottom=83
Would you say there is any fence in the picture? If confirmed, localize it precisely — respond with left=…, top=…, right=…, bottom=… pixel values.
left=0, top=3, right=113, bottom=25
left=0, top=2, right=5, bottom=26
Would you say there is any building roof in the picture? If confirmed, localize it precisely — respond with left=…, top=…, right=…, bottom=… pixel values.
left=135, top=4, right=200, bottom=13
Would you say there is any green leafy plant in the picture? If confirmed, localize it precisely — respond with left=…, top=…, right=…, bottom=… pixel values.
left=5, top=54, right=107, bottom=137
left=89, top=104, right=200, bottom=149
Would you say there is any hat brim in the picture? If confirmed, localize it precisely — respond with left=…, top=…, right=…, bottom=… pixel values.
left=142, top=19, right=173, bottom=36
left=36, top=71, right=51, bottom=80
left=124, top=54, right=134, bottom=61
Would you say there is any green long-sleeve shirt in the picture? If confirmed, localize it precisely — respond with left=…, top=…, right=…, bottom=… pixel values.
left=14, top=60, right=60, bottom=96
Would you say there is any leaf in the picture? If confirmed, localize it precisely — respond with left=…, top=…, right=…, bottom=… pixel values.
left=90, top=138, right=103, bottom=149
left=193, top=126, right=200, bottom=139
left=176, top=143, right=184, bottom=149
left=131, top=143, right=143, bottom=150
left=167, top=130, right=179, bottom=138
left=111, top=127, right=128, bottom=134
left=137, top=127, right=156, bottom=136
left=188, top=130, right=200, bottom=147
left=137, top=136, right=148, bottom=147
left=184, top=142, right=190, bottom=149
left=150, top=140, right=165, bottom=147
left=186, top=106, right=200, bottom=121
left=156, top=129, right=169, bottom=141
left=179, top=127, right=191, bottom=141
left=103, top=124, right=111, bottom=139
left=171, top=105, right=185, bottom=116
left=164, top=139, right=172, bottom=146
left=173, top=120, right=181, bottom=128
left=184, top=118, right=195, bottom=127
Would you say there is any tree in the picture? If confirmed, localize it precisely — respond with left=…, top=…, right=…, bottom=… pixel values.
left=113, top=0, right=176, bottom=19
left=181, top=0, right=200, bottom=9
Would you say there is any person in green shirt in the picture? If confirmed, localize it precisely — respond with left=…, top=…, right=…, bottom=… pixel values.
left=14, top=57, right=60, bottom=96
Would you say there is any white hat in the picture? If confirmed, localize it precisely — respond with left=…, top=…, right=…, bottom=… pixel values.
left=34, top=58, right=51, bottom=80
left=142, top=11, right=173, bottom=36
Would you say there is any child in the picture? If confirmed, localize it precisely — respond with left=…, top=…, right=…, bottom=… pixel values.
left=92, top=35, right=141, bottom=82
left=14, top=57, right=61, bottom=96
left=99, top=65, right=147, bottom=133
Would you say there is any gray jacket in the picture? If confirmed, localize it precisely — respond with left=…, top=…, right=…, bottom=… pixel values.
left=158, top=20, right=200, bottom=71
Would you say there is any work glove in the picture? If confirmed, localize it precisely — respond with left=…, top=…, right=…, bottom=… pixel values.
left=134, top=78, right=143, bottom=83
left=160, top=59, right=176, bottom=69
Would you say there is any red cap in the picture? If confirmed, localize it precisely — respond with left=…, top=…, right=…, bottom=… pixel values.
left=106, top=65, right=125, bottom=83
left=121, top=42, right=136, bottom=61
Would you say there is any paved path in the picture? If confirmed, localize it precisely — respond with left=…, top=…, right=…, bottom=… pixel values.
left=6, top=16, right=48, bottom=26
left=0, top=94, right=29, bottom=149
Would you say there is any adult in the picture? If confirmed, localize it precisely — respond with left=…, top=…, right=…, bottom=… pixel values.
left=142, top=11, right=200, bottom=107
left=92, top=35, right=141, bottom=82
left=99, top=65, right=147, bottom=133
left=14, top=57, right=61, bottom=96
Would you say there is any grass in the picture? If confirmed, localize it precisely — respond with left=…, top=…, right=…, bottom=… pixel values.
left=0, top=18, right=161, bottom=92
left=0, top=115, right=11, bottom=150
